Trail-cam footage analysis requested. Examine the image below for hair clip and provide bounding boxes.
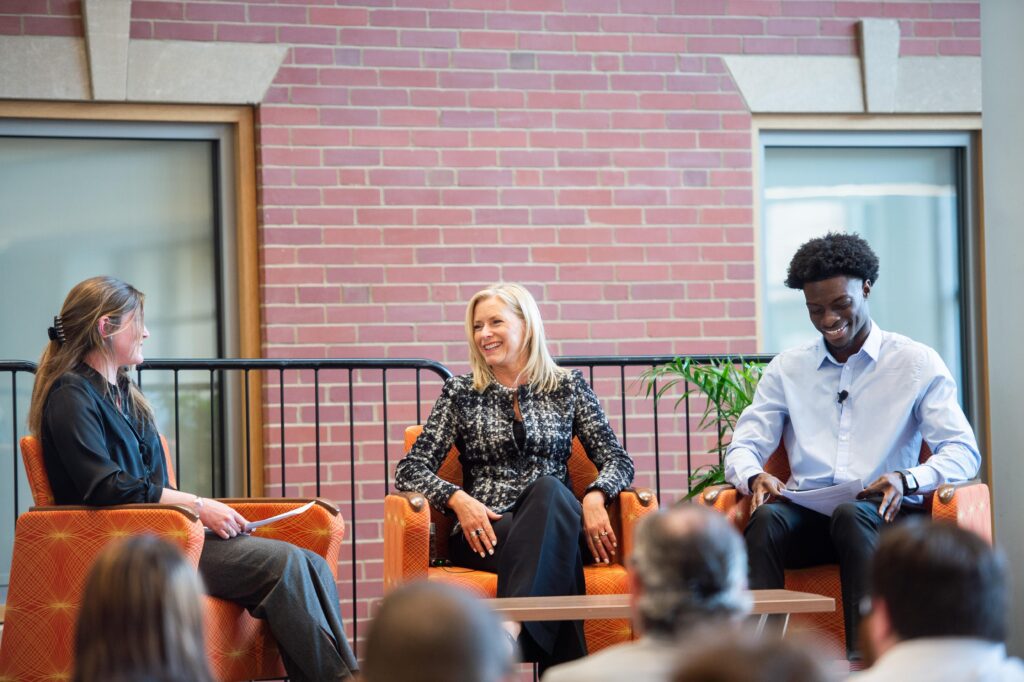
[47,315,66,345]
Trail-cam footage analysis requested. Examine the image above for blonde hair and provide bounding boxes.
[73,535,214,682]
[29,276,153,435]
[464,283,567,393]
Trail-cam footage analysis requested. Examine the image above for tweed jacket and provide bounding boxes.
[394,370,634,522]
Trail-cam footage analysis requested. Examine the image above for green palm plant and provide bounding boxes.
[641,357,766,499]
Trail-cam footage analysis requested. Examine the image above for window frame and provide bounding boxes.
[0,101,265,494]
[753,115,986,461]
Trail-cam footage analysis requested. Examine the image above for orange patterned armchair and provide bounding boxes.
[384,425,658,654]
[697,443,992,659]
[0,435,346,682]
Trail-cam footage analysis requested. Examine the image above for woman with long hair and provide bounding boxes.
[74,535,213,682]
[30,276,357,682]
[394,283,635,673]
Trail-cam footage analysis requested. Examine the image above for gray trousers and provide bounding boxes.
[199,532,358,681]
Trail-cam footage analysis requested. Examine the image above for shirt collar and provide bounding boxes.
[816,320,881,368]
[76,362,130,394]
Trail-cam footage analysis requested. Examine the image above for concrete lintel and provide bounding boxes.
[127,41,288,104]
[722,56,863,113]
[83,0,131,100]
[859,19,900,113]
[897,58,982,113]
[0,36,90,100]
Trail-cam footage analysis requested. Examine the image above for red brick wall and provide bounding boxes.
[1,0,982,660]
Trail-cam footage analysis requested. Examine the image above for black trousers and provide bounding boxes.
[744,498,922,658]
[200,533,359,681]
[450,476,588,673]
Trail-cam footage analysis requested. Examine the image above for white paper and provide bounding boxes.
[779,479,864,517]
[243,500,316,533]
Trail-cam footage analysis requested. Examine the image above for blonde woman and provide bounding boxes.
[74,535,214,682]
[395,283,634,673]
[29,276,357,682]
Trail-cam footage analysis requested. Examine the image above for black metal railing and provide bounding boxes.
[0,354,771,652]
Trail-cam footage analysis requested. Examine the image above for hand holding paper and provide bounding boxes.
[243,500,316,533]
[778,479,864,517]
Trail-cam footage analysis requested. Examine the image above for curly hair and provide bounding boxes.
[784,232,880,290]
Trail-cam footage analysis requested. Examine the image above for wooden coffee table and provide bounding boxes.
[482,588,833,635]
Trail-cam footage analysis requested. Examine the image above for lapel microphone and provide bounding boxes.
[837,390,849,404]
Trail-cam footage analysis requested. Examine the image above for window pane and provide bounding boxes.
[762,146,962,386]
[0,136,220,593]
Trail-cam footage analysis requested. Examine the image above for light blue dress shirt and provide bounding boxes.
[725,324,980,500]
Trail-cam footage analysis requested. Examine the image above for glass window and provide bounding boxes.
[0,119,237,596]
[761,133,971,391]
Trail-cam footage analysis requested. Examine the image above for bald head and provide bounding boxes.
[362,581,513,682]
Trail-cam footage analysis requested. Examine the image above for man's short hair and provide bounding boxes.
[629,505,750,636]
[362,581,513,682]
[870,519,1009,642]
[784,232,880,289]
[672,630,829,682]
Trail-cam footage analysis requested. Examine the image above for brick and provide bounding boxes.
[587,209,644,227]
[132,2,183,20]
[470,91,524,108]
[22,14,81,35]
[185,2,244,22]
[428,10,485,29]
[438,71,493,89]
[471,130,529,147]
[460,30,517,49]
[687,36,742,54]
[931,3,979,19]
[883,2,931,18]
[912,19,953,37]
[381,109,438,126]
[219,24,277,42]
[417,208,474,225]
[129,21,151,39]
[279,25,339,45]
[310,7,368,26]
[319,108,379,126]
[249,5,309,24]
[401,29,457,48]
[676,0,729,13]
[712,17,765,34]
[339,27,397,46]
[938,39,979,56]
[479,208,531,225]
[559,226,612,243]
[536,53,593,71]
[350,88,408,106]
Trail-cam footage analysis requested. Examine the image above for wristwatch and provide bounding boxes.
[896,470,919,495]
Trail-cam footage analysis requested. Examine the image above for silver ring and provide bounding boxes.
[473,528,483,536]
[591,535,600,541]
[599,530,609,537]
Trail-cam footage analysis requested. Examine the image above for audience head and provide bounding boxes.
[29,275,151,434]
[362,580,514,682]
[672,630,832,682]
[74,534,213,682]
[464,282,565,392]
[862,519,1009,663]
[629,505,750,637]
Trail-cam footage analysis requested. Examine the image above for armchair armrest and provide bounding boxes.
[1,506,207,680]
[384,491,431,590]
[218,498,345,573]
[19,504,205,563]
[926,480,992,543]
[697,484,752,529]
[616,487,658,560]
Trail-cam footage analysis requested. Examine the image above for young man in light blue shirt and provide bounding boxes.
[724,232,980,660]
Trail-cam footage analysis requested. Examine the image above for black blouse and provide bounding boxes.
[394,370,634,519]
[41,364,168,505]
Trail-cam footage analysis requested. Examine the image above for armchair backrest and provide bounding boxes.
[402,425,599,498]
[20,434,177,507]
[402,425,611,559]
